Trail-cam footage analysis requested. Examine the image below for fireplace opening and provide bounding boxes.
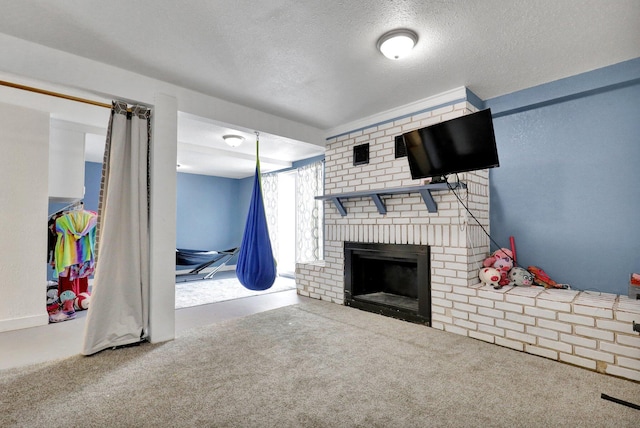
[344,242,430,325]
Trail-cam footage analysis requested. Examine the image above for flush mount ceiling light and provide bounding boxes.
[223,134,245,147]
[376,29,418,60]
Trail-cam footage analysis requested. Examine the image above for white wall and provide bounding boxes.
[148,93,178,343]
[0,102,50,331]
[48,124,85,202]
[0,33,325,148]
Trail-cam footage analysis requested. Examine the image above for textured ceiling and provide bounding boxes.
[1,0,639,176]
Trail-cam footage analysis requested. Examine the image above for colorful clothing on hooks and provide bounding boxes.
[54,210,97,279]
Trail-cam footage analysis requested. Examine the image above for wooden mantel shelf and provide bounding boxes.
[315,182,466,216]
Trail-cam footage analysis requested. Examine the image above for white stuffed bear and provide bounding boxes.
[479,267,502,289]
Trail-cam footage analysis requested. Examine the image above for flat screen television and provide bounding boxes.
[402,108,499,180]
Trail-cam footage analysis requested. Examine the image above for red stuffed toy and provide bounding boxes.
[483,248,514,287]
[527,266,568,289]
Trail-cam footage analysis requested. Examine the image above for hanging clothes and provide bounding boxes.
[53,210,97,280]
[236,133,277,291]
[47,207,97,323]
[53,209,97,299]
[47,200,84,265]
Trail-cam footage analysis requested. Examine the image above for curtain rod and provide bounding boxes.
[0,79,112,109]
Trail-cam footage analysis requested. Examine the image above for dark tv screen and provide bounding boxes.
[402,109,499,180]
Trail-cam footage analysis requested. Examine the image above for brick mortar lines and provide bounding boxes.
[297,100,640,382]
[430,286,640,380]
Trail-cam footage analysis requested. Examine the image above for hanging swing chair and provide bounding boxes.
[236,132,277,291]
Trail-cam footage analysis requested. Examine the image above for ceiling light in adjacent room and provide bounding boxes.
[223,134,245,147]
[377,29,418,60]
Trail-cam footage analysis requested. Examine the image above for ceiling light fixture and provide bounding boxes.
[376,29,418,60]
[223,134,245,147]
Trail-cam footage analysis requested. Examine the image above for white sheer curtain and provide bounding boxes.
[261,160,324,269]
[296,161,323,262]
[83,101,151,356]
[262,172,279,262]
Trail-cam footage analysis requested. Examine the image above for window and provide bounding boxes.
[262,160,324,277]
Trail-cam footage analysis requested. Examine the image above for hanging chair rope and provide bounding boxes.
[255,131,261,181]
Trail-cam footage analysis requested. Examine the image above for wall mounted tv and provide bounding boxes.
[402,108,499,180]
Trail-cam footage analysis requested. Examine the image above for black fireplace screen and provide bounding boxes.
[344,242,430,325]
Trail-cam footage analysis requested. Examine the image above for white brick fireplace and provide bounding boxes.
[296,89,640,383]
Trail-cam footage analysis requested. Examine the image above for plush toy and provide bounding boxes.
[483,248,514,286]
[46,286,60,315]
[74,292,91,311]
[527,266,569,289]
[49,290,77,323]
[508,267,534,287]
[479,267,502,289]
[58,290,76,303]
[482,248,513,268]
[46,285,59,306]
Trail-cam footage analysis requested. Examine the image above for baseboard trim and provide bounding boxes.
[0,312,49,333]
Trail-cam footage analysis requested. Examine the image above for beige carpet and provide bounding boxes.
[1,299,638,427]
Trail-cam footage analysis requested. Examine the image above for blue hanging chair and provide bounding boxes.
[236,133,277,291]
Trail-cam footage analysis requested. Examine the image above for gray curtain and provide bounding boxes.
[82,101,151,356]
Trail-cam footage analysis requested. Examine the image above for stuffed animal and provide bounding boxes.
[49,290,77,323]
[58,290,76,303]
[74,292,91,310]
[479,267,502,289]
[482,248,513,268]
[46,286,59,306]
[483,248,514,286]
[527,266,569,289]
[46,286,60,315]
[508,267,534,287]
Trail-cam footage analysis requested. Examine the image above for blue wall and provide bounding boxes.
[237,175,254,231]
[83,162,102,212]
[485,58,640,295]
[176,172,247,251]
